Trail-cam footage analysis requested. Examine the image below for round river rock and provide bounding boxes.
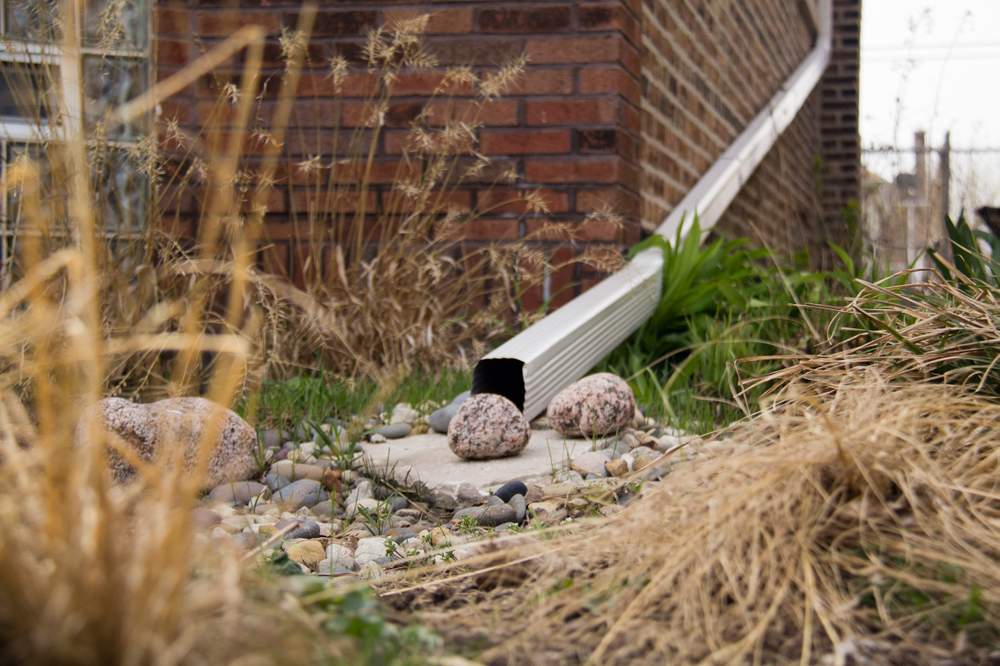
[447,393,530,460]
[84,396,258,487]
[547,373,636,438]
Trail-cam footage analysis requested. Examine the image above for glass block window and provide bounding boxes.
[0,0,151,276]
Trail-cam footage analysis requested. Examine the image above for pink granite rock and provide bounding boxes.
[84,396,258,486]
[548,373,635,438]
[447,394,530,460]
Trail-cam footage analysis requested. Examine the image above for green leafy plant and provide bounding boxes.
[310,589,441,665]
[602,218,862,431]
[457,515,479,536]
[356,500,393,536]
[929,213,1000,287]
[307,420,359,471]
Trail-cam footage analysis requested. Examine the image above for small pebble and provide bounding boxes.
[493,479,528,502]
[508,494,527,523]
[270,460,325,481]
[261,429,285,449]
[571,450,611,478]
[276,518,320,540]
[273,479,325,510]
[387,495,409,513]
[428,391,470,434]
[376,423,412,439]
[283,539,325,568]
[208,481,268,505]
[452,504,517,527]
[390,403,420,425]
[605,458,629,477]
[355,537,390,567]
[264,471,291,492]
[310,500,335,519]
[551,469,583,485]
[325,543,356,571]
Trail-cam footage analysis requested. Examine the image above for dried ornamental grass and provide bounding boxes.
[383,370,1000,664]
[752,273,1000,400]
[0,8,369,664]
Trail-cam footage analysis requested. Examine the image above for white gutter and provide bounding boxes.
[474,0,833,420]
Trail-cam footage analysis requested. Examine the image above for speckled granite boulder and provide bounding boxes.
[548,373,635,438]
[84,397,258,487]
[447,394,530,460]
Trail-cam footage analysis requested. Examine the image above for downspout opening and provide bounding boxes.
[472,358,526,412]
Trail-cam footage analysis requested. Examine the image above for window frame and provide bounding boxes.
[0,0,153,260]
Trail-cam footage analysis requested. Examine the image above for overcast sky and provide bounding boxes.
[860,0,1000,212]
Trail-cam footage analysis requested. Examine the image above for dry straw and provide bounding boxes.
[0,5,353,663]
[382,369,998,664]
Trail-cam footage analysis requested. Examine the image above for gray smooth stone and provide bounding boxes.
[208,481,268,504]
[270,460,325,482]
[452,503,517,527]
[276,518,321,540]
[508,494,527,523]
[273,479,325,509]
[261,429,285,449]
[428,391,471,434]
[264,471,291,492]
[376,423,412,439]
[387,495,409,513]
[310,500,335,519]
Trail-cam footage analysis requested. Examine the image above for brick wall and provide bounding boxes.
[154,1,646,308]
[639,0,859,262]
[819,0,862,256]
[154,0,860,290]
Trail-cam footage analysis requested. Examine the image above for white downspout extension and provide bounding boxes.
[475,1,834,420]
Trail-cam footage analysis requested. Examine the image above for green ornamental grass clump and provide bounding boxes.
[602,218,867,431]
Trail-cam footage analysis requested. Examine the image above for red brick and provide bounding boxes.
[578,66,641,103]
[383,188,472,214]
[430,38,526,66]
[288,189,377,215]
[384,8,473,34]
[390,72,448,96]
[285,9,376,36]
[259,241,290,279]
[424,99,519,127]
[292,72,375,99]
[481,129,571,155]
[195,11,280,36]
[478,6,572,33]
[525,98,619,125]
[549,244,577,306]
[579,3,641,45]
[156,39,189,67]
[526,35,621,64]
[576,215,623,241]
[510,68,574,95]
[443,218,520,241]
[577,187,640,218]
[158,99,192,125]
[478,188,570,215]
[525,157,622,183]
[155,7,188,35]
[520,283,544,312]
